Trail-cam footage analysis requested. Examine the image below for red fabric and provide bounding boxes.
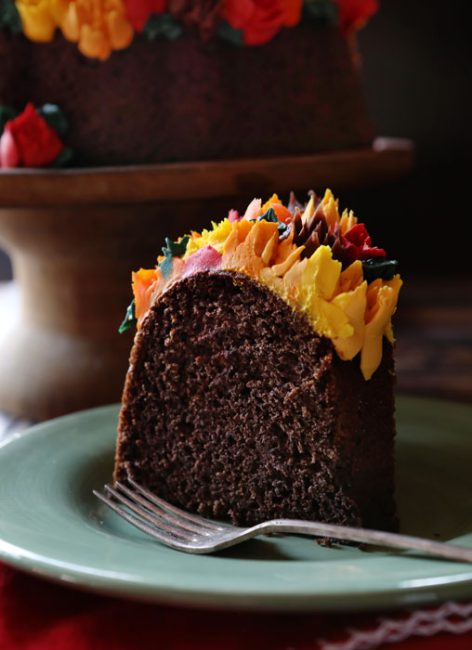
[1,562,471,650]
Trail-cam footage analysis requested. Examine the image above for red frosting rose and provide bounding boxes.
[124,0,167,31]
[337,0,379,33]
[225,0,302,46]
[341,223,386,264]
[2,103,63,168]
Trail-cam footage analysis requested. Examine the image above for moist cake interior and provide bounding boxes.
[115,271,397,530]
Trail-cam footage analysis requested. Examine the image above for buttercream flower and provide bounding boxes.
[341,223,386,264]
[15,0,67,41]
[60,0,134,60]
[123,0,166,31]
[291,191,386,268]
[282,0,302,26]
[1,103,64,167]
[0,129,21,169]
[337,0,379,33]
[225,0,303,46]
[228,209,240,223]
[182,245,222,278]
[127,192,402,380]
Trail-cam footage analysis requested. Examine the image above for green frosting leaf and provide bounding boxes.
[0,104,17,132]
[258,207,278,223]
[38,104,68,136]
[217,21,244,47]
[143,13,183,41]
[162,235,190,258]
[277,222,289,236]
[159,235,190,279]
[362,259,399,283]
[0,0,22,33]
[159,254,173,279]
[118,299,137,334]
[304,0,338,26]
[254,208,289,236]
[50,146,74,168]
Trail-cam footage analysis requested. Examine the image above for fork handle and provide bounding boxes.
[251,519,472,563]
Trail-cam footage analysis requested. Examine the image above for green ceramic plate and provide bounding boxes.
[0,396,471,612]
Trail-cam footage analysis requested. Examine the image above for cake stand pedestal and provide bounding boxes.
[0,139,413,420]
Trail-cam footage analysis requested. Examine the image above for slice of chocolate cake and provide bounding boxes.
[114,190,402,530]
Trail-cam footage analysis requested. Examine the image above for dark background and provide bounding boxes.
[347,0,471,274]
[1,0,470,278]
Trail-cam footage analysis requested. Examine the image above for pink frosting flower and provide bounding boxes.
[0,129,21,168]
[228,209,241,223]
[182,245,222,278]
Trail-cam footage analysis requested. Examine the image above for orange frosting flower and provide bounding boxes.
[60,0,134,60]
[132,268,160,323]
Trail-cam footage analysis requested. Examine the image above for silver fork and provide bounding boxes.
[93,479,472,563]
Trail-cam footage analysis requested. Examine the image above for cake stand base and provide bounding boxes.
[0,322,131,421]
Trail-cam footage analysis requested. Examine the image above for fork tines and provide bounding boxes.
[93,479,227,551]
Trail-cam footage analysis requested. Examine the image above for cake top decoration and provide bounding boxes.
[4,0,379,60]
[123,190,402,381]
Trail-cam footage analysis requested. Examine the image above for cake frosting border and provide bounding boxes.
[127,190,402,380]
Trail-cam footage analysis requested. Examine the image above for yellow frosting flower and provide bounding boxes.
[16,0,66,41]
[301,247,353,339]
[360,276,403,379]
[185,219,233,257]
[16,0,134,58]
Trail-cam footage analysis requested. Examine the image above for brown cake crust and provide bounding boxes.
[115,271,396,530]
[0,26,373,165]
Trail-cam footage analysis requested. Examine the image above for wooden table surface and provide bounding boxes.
[394,276,472,403]
[0,275,471,440]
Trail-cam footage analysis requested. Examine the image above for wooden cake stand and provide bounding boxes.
[0,139,413,420]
